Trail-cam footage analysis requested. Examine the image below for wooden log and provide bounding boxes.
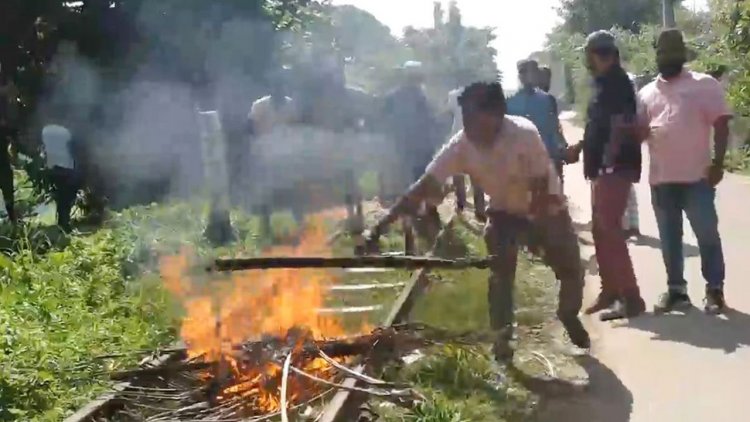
[319,214,458,422]
[209,255,490,272]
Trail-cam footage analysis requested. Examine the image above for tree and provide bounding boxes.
[557,0,665,34]
[0,0,322,210]
[402,1,498,102]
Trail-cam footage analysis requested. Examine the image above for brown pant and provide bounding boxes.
[591,173,640,298]
[484,209,584,341]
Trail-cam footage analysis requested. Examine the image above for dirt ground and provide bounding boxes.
[536,119,750,422]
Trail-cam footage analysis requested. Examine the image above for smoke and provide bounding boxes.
[35,3,441,216]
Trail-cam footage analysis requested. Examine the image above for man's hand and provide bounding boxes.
[563,142,583,164]
[361,229,382,255]
[707,162,724,187]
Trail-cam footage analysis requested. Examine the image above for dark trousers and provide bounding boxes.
[591,173,640,298]
[651,181,725,291]
[0,131,14,221]
[484,209,584,341]
[51,166,80,230]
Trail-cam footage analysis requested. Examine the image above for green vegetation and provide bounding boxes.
[0,202,305,421]
[332,217,568,421]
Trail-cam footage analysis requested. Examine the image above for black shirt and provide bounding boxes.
[583,65,641,181]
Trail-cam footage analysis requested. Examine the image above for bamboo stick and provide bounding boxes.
[209,255,490,272]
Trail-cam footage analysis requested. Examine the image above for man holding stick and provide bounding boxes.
[365,82,590,363]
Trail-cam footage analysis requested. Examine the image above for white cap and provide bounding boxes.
[402,60,423,70]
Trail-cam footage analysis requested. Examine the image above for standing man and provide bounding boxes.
[249,69,297,137]
[381,61,441,240]
[366,82,590,362]
[565,30,645,319]
[0,67,17,224]
[637,29,731,314]
[446,86,486,221]
[537,65,569,184]
[507,60,565,182]
[41,114,80,232]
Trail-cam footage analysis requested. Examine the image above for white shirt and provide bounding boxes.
[249,95,297,136]
[42,124,74,169]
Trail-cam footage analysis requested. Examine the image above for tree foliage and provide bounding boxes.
[557,0,666,34]
[402,1,499,102]
[0,0,321,207]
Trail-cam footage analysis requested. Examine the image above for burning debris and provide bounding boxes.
[106,325,436,421]
[89,213,485,421]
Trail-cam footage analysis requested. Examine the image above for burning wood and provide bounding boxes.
[105,326,434,421]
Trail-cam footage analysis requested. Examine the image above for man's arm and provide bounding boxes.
[371,174,445,237]
[525,130,565,216]
[713,115,731,166]
[370,135,464,238]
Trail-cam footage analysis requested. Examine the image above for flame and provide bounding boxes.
[161,210,364,414]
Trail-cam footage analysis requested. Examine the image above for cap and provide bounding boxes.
[581,30,617,52]
[402,60,423,70]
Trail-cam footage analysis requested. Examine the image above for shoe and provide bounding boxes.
[600,295,646,321]
[584,292,618,315]
[654,290,692,314]
[492,327,515,364]
[493,340,514,364]
[704,288,726,314]
[560,316,591,349]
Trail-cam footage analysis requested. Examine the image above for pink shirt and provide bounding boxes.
[637,71,731,185]
[426,115,563,218]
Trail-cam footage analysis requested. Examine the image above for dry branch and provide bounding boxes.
[209,255,490,272]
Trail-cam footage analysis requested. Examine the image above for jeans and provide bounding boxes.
[651,181,725,290]
[484,210,583,341]
[592,173,640,298]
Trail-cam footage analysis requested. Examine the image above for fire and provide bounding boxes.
[160,211,364,414]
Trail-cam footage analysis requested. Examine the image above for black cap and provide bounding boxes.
[581,30,617,52]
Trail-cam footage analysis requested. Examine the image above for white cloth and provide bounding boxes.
[248,95,297,136]
[42,124,74,169]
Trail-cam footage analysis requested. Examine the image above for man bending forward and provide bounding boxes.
[366,82,589,362]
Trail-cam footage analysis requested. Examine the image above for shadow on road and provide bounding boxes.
[631,234,700,257]
[623,308,750,354]
[533,355,633,422]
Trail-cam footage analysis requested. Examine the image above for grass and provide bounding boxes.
[0,200,305,421]
[725,145,750,175]
[331,211,567,421]
[0,189,570,421]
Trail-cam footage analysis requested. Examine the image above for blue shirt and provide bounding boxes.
[506,88,561,161]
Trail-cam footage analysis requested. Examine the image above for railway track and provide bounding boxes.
[67,209,465,422]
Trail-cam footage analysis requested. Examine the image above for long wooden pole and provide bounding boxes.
[209,254,489,272]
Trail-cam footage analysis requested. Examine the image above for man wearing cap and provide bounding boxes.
[565,30,645,320]
[507,60,565,182]
[637,29,731,314]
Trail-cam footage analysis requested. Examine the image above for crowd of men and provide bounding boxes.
[364,27,732,363]
[0,23,733,363]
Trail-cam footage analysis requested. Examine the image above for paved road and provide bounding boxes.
[541,120,750,422]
